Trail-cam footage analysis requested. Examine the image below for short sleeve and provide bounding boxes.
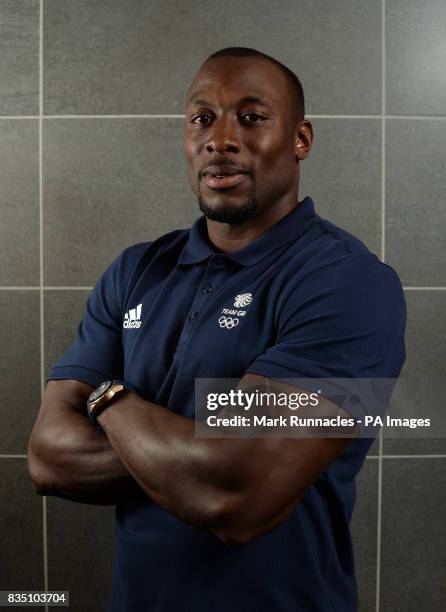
[46,252,127,388]
[246,251,407,426]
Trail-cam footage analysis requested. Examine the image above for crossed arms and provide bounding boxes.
[27,374,356,545]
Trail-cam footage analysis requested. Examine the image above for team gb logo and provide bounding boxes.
[234,293,253,308]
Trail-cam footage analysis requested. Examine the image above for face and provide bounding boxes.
[183,56,311,225]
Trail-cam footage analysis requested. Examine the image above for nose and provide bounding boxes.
[205,116,240,154]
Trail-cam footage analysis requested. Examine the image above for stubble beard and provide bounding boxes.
[197,180,258,225]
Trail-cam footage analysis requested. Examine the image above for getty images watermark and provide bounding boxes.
[194,377,445,438]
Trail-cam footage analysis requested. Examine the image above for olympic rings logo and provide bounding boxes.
[218,316,239,329]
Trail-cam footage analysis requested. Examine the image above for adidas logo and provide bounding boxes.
[123,304,143,329]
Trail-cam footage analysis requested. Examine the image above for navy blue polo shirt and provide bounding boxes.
[47,196,406,612]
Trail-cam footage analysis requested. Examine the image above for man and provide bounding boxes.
[27,47,406,611]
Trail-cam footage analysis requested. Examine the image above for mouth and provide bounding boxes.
[201,165,251,190]
[203,173,249,190]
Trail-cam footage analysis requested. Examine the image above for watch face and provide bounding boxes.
[88,380,113,403]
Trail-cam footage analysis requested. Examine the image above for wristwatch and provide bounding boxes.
[87,379,132,429]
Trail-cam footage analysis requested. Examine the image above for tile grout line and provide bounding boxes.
[367,454,446,459]
[380,0,386,266]
[38,1,49,605]
[0,286,94,290]
[376,2,386,611]
[0,455,28,459]
[403,287,446,290]
[1,114,446,120]
[376,432,383,612]
[3,453,446,459]
[1,285,446,291]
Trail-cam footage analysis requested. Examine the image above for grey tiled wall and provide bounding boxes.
[1,1,445,611]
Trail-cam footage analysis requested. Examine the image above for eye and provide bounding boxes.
[241,113,265,123]
[191,114,213,126]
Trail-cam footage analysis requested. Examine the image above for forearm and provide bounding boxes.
[96,386,356,540]
[97,392,263,529]
[28,408,142,505]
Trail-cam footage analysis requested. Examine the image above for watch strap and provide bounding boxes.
[87,379,136,429]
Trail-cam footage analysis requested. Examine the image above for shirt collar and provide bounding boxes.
[178,196,316,267]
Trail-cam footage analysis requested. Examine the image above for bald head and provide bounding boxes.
[191,47,305,122]
[183,47,314,229]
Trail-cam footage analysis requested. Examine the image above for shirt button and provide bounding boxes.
[214,256,225,267]
[189,311,199,321]
[202,285,212,294]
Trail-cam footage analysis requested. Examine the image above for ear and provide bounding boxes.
[295,120,313,161]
